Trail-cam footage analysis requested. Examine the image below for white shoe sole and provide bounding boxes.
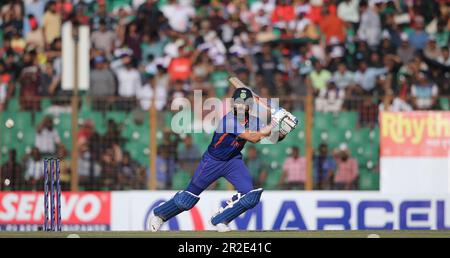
[149,216,163,232]
[216,223,231,232]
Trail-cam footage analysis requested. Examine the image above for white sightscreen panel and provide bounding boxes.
[77,25,90,90]
[61,22,74,90]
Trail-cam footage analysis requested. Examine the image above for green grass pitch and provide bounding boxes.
[0,230,449,238]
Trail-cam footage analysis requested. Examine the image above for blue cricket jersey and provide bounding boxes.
[206,112,264,161]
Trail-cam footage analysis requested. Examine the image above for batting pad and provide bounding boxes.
[211,188,263,225]
[154,191,200,221]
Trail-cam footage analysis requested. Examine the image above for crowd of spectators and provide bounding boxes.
[0,0,449,190]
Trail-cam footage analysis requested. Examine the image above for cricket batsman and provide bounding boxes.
[150,84,298,232]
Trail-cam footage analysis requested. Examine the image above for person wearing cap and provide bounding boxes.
[90,55,116,111]
[333,144,359,190]
[149,87,288,232]
[411,72,438,110]
[396,32,415,64]
[378,30,397,55]
[423,36,442,61]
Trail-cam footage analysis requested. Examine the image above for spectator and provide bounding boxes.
[0,61,14,111]
[89,55,116,110]
[136,0,165,35]
[0,149,23,190]
[152,147,177,189]
[19,50,40,110]
[56,144,71,190]
[315,80,345,113]
[408,16,429,51]
[91,19,116,58]
[91,0,116,31]
[77,119,95,148]
[77,143,102,190]
[101,119,123,150]
[117,151,140,189]
[379,93,413,112]
[124,22,142,62]
[35,116,61,156]
[138,72,167,111]
[411,72,439,110]
[100,147,120,190]
[313,143,336,190]
[437,47,450,66]
[271,0,296,29]
[309,60,332,93]
[42,1,61,47]
[23,147,44,191]
[167,44,193,82]
[358,95,379,127]
[278,146,306,190]
[353,61,387,95]
[332,63,355,92]
[357,0,381,49]
[319,8,346,44]
[256,44,278,91]
[111,53,141,111]
[178,135,201,175]
[25,15,45,52]
[243,146,267,189]
[396,33,415,64]
[161,0,195,33]
[337,0,359,27]
[39,62,60,97]
[334,144,359,190]
[423,37,441,61]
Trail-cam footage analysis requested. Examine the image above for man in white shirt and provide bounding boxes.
[35,116,61,155]
[357,1,381,48]
[111,54,142,111]
[337,0,360,24]
[315,81,346,113]
[379,94,412,112]
[332,63,355,91]
[411,72,439,110]
[251,0,275,15]
[24,147,44,190]
[161,0,195,33]
[138,73,167,111]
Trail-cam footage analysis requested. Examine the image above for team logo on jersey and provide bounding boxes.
[240,91,247,99]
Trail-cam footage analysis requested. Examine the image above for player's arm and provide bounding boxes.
[238,124,273,143]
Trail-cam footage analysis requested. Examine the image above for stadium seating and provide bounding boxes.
[172,170,191,190]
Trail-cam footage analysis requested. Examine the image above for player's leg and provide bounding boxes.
[210,158,263,229]
[150,154,223,231]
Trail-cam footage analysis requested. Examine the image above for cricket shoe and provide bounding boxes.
[149,216,164,232]
[216,223,231,233]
